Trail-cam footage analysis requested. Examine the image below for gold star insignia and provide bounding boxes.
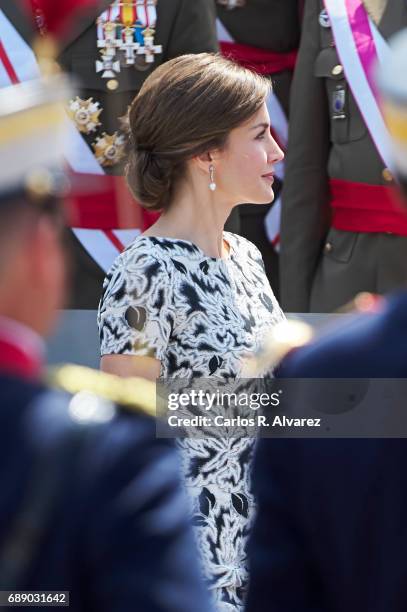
[67,96,102,135]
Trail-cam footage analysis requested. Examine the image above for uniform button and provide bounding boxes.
[324,241,333,253]
[382,167,394,182]
[332,64,344,76]
[319,9,331,28]
[107,79,119,91]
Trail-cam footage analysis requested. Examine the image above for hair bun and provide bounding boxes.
[126,147,177,212]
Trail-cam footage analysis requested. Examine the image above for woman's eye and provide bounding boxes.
[256,132,266,140]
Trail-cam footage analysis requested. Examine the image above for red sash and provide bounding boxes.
[66,173,160,230]
[219,41,297,75]
[330,179,407,235]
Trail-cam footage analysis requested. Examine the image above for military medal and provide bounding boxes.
[96,6,121,79]
[93,132,126,167]
[131,1,162,68]
[86,1,161,168]
[95,53,121,79]
[119,1,140,65]
[95,1,161,80]
[120,25,139,65]
[136,25,162,66]
[217,0,246,8]
[67,97,102,134]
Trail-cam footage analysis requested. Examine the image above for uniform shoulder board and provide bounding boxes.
[47,364,156,419]
[242,319,314,376]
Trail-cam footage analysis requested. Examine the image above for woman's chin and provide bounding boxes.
[254,189,275,205]
[266,190,275,203]
[237,189,275,205]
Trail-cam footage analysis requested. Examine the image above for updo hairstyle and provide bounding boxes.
[125,53,271,211]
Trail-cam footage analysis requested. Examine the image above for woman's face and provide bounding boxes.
[215,102,284,205]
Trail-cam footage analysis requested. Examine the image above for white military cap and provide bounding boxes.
[0,74,71,199]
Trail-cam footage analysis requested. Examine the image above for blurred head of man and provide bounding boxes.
[0,181,67,338]
[0,74,72,338]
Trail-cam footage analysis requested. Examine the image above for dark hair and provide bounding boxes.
[125,53,271,211]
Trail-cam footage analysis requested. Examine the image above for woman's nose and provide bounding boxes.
[268,134,284,164]
[274,143,285,163]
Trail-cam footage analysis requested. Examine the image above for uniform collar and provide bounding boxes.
[0,316,45,380]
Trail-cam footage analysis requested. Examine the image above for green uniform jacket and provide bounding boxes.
[280,0,407,313]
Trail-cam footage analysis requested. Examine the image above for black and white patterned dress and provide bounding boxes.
[98,231,284,611]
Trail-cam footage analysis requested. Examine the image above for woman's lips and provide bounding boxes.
[262,173,275,183]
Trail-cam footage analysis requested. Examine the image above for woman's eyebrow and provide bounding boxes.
[250,122,270,130]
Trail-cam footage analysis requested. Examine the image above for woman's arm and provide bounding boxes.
[98,250,174,383]
[100,354,161,381]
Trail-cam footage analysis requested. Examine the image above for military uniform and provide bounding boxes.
[59,0,218,147]
[216,0,301,298]
[216,0,300,112]
[247,292,407,612]
[247,30,407,612]
[0,345,211,611]
[0,46,210,610]
[280,0,407,313]
[0,0,219,309]
[62,0,219,309]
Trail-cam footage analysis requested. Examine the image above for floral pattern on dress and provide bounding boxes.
[98,232,285,611]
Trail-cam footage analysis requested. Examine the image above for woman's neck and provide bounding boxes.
[143,182,234,259]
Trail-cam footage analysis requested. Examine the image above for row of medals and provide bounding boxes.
[67,0,161,168]
[67,0,246,168]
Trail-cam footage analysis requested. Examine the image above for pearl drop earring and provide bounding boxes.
[209,164,217,191]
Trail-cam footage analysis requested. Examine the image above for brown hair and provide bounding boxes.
[125,53,271,211]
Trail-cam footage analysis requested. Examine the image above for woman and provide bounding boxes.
[98,53,284,611]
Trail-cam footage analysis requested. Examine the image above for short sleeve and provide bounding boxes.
[98,248,174,361]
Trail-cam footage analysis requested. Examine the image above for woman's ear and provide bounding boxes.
[194,151,212,174]
[194,148,224,174]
